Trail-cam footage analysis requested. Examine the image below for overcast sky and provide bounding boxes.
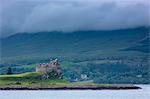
[0,0,149,37]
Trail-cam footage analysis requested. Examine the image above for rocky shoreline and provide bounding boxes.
[0,85,141,90]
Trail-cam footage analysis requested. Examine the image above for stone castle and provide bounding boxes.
[36,58,62,75]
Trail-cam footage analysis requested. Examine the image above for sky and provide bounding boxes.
[0,0,150,37]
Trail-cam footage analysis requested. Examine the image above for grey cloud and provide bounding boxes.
[0,0,149,37]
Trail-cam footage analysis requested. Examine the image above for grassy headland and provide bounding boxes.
[0,72,141,90]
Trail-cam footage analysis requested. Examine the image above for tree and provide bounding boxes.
[7,67,12,74]
[42,69,63,79]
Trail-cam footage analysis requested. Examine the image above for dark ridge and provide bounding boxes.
[2,26,149,39]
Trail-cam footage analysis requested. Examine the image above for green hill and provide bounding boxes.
[1,27,149,64]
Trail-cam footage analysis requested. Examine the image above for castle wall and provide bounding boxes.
[36,59,62,73]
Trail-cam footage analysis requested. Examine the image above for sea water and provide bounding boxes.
[0,85,149,99]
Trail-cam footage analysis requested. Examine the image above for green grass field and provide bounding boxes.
[0,72,70,87]
[0,72,98,87]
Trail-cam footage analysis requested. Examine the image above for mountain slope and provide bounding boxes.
[123,37,149,53]
[1,27,149,64]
